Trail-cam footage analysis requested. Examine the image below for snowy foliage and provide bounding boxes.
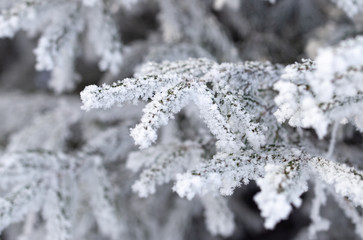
[275,36,363,138]
[0,0,238,93]
[1,0,363,240]
[0,0,125,93]
[82,54,363,237]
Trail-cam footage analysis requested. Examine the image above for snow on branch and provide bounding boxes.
[173,145,363,228]
[254,161,309,229]
[81,58,215,110]
[0,151,122,240]
[173,146,303,199]
[81,48,363,235]
[81,58,281,151]
[0,180,46,233]
[127,141,203,197]
[308,157,363,207]
[0,0,123,93]
[275,36,363,138]
[3,1,363,239]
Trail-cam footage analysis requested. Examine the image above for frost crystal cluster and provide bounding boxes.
[1,0,363,240]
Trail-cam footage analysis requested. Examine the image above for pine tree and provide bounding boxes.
[0,0,363,239]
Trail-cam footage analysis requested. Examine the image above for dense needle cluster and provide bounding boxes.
[0,0,363,240]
